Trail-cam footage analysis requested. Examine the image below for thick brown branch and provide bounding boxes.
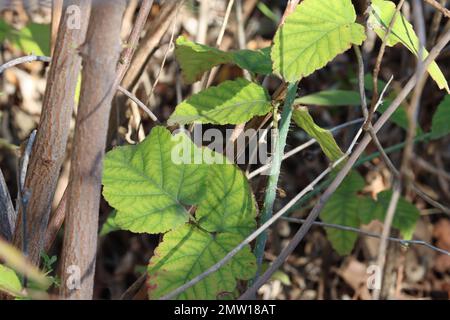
[59,0,127,299]
[12,0,91,266]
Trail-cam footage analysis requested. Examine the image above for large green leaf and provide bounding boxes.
[369,0,449,93]
[321,171,366,255]
[168,78,272,125]
[293,106,344,161]
[431,95,450,139]
[196,164,256,237]
[175,36,272,84]
[271,0,366,82]
[294,90,361,106]
[175,36,231,84]
[0,265,22,297]
[147,225,256,300]
[102,126,207,234]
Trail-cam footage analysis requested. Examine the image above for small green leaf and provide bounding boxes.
[271,0,366,82]
[293,106,344,162]
[99,210,120,236]
[431,95,450,139]
[196,164,257,237]
[294,90,361,106]
[147,225,256,300]
[369,0,449,93]
[102,126,207,234]
[321,171,366,255]
[175,36,272,84]
[0,265,22,297]
[168,78,272,125]
[175,36,232,84]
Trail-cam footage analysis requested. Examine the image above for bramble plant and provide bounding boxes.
[1,0,449,301]
[100,0,449,300]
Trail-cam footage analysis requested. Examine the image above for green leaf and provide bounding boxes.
[369,0,449,93]
[377,98,414,132]
[294,90,361,106]
[102,126,207,234]
[147,225,256,300]
[431,95,450,139]
[10,23,51,56]
[0,265,22,297]
[0,20,12,42]
[293,106,344,162]
[99,210,120,236]
[168,78,272,125]
[175,36,272,84]
[231,47,272,76]
[196,164,257,237]
[175,36,232,84]
[357,191,420,240]
[358,196,382,225]
[376,191,420,240]
[271,0,366,82]
[321,171,366,255]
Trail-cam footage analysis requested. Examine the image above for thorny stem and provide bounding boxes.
[253,82,298,283]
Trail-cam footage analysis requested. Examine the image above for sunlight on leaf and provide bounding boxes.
[168,78,272,125]
[293,106,344,162]
[0,265,22,297]
[369,0,449,93]
[175,36,272,84]
[271,0,366,82]
[147,225,256,300]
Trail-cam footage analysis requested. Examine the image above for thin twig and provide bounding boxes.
[423,0,450,18]
[17,130,36,288]
[373,181,401,300]
[0,168,15,241]
[354,45,450,216]
[401,0,427,187]
[0,55,51,74]
[117,86,159,122]
[0,55,159,123]
[114,0,154,89]
[413,157,450,181]
[281,216,450,256]
[145,1,183,106]
[427,0,447,46]
[205,0,236,88]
